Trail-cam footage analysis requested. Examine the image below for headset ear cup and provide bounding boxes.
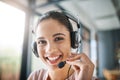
[71,32,79,48]
[32,42,39,57]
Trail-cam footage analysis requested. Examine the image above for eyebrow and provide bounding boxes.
[36,37,44,40]
[36,33,65,40]
[53,33,65,37]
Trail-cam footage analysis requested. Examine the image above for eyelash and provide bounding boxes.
[54,37,64,42]
[37,40,46,45]
[37,37,64,46]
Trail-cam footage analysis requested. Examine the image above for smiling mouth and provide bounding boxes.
[46,55,62,65]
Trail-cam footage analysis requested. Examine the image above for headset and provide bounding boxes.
[32,11,82,68]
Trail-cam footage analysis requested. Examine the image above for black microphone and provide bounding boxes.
[58,61,66,68]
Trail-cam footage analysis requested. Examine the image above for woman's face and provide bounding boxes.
[36,18,71,69]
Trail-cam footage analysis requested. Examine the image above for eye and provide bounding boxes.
[37,40,47,46]
[54,37,64,42]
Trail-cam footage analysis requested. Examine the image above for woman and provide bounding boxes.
[28,11,94,80]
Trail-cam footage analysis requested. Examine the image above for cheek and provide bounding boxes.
[60,36,71,56]
[59,42,71,56]
[37,48,45,59]
[37,50,48,64]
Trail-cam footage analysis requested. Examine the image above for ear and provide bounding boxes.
[32,42,39,57]
[70,31,79,48]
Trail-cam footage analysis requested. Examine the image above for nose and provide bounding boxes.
[45,42,57,54]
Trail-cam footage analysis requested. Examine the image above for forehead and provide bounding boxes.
[36,19,69,37]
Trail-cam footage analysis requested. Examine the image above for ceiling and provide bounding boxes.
[58,0,120,31]
[1,0,120,31]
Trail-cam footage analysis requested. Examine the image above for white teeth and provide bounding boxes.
[48,56,59,61]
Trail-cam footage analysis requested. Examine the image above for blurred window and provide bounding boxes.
[82,27,91,57]
[0,1,25,80]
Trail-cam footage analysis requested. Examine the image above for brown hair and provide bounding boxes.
[34,11,73,33]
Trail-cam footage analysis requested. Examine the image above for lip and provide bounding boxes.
[46,55,62,65]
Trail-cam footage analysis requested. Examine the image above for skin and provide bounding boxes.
[35,18,94,80]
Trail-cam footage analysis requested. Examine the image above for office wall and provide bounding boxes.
[97,29,120,79]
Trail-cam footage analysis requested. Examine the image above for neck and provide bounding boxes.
[48,64,74,80]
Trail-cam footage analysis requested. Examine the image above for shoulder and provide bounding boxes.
[27,69,48,80]
[67,72,98,80]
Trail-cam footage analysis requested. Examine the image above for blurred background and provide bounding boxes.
[0,0,120,80]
